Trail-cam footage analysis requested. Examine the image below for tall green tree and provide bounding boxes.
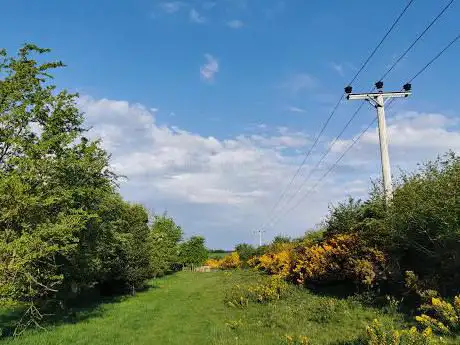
[149,214,183,277]
[0,44,116,305]
[179,236,208,267]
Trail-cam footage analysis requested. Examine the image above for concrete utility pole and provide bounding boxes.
[344,81,412,202]
[254,229,266,247]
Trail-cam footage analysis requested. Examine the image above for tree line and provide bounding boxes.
[0,45,208,329]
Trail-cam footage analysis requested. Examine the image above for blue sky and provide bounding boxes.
[2,0,460,248]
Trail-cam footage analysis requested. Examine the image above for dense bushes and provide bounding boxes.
[291,234,386,287]
[0,45,198,331]
[205,252,241,269]
[244,152,460,338]
[322,153,460,295]
[277,153,460,295]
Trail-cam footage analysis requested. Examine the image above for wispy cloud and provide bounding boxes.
[202,2,216,10]
[226,19,244,29]
[287,106,306,113]
[331,62,344,76]
[200,54,219,81]
[190,8,206,23]
[159,1,183,14]
[280,73,316,94]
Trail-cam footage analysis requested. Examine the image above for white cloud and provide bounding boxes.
[78,96,460,248]
[200,54,219,81]
[331,111,460,170]
[202,2,216,10]
[190,8,206,24]
[287,106,306,113]
[159,1,183,14]
[331,62,344,76]
[226,20,244,29]
[280,73,317,94]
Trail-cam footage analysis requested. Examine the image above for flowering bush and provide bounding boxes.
[365,319,444,345]
[204,252,241,270]
[252,245,293,278]
[218,252,241,269]
[416,295,460,335]
[204,258,220,269]
[225,275,289,308]
[291,234,386,287]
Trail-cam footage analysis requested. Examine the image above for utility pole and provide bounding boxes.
[254,229,266,247]
[344,81,412,202]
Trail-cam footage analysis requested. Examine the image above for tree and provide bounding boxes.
[0,44,116,306]
[179,236,208,267]
[234,243,256,264]
[149,214,183,277]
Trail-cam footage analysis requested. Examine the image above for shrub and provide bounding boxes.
[291,234,386,287]
[225,276,289,308]
[204,258,221,269]
[415,295,460,335]
[365,319,445,345]
[234,243,257,265]
[254,244,293,278]
[386,153,460,294]
[218,252,241,269]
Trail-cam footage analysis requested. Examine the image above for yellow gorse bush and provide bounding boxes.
[225,276,289,308]
[249,234,385,287]
[204,258,220,269]
[204,252,241,270]
[291,234,386,286]
[365,319,445,345]
[255,249,292,278]
[416,294,460,334]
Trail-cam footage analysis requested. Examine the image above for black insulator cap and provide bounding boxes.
[375,81,384,89]
[344,85,353,94]
[403,83,412,91]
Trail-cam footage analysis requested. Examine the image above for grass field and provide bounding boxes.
[1,271,458,345]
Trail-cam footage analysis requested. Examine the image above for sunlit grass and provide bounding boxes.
[1,271,458,344]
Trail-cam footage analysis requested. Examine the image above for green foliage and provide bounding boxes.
[272,235,291,244]
[416,295,460,335]
[234,243,256,264]
[322,152,460,295]
[0,44,193,333]
[225,275,289,308]
[149,214,183,277]
[178,236,208,267]
[386,153,460,294]
[0,44,115,305]
[365,319,445,345]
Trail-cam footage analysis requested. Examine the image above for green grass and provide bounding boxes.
[1,271,458,344]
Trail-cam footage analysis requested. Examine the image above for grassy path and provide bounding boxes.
[2,271,457,344]
[2,272,230,345]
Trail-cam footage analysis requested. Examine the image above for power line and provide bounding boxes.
[408,32,460,83]
[270,28,460,227]
[263,2,457,230]
[271,116,379,228]
[264,101,367,228]
[260,94,343,230]
[380,0,455,81]
[255,1,416,232]
[349,0,416,85]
